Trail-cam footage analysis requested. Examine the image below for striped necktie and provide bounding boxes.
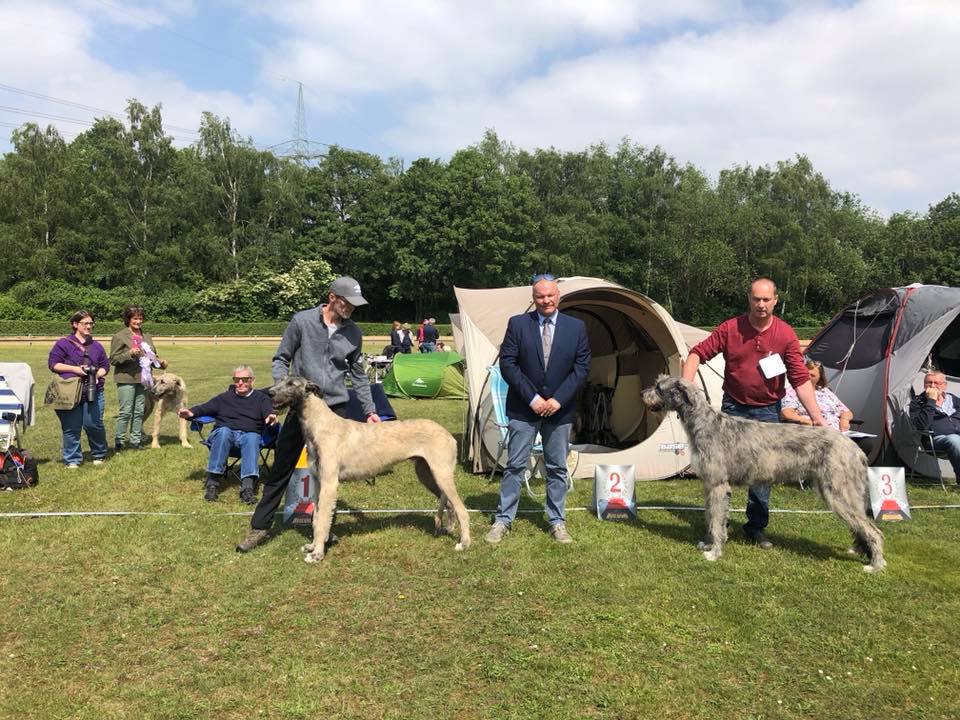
[542,317,553,367]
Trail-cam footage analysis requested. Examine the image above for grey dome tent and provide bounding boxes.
[454,277,725,480]
[805,283,960,480]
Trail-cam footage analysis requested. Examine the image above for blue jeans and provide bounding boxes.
[495,417,571,527]
[421,342,436,353]
[207,426,262,482]
[932,434,960,481]
[55,390,107,465]
[720,395,781,535]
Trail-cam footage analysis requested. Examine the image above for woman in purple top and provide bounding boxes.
[47,310,110,468]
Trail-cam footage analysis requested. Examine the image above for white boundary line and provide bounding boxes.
[2,504,959,519]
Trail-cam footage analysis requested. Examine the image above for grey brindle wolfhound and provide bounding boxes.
[267,375,471,563]
[642,375,885,572]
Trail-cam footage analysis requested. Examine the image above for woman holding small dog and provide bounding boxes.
[109,305,167,451]
[48,310,110,468]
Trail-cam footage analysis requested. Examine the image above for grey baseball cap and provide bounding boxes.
[329,276,368,307]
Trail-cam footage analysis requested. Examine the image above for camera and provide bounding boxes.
[82,364,98,403]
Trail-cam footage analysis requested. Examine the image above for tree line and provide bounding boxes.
[1,100,958,326]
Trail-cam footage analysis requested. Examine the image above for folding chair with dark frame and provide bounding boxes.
[909,429,950,492]
[189,417,281,487]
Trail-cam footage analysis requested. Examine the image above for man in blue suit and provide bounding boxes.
[486,274,591,544]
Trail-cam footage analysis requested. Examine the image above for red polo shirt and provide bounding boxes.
[691,314,808,407]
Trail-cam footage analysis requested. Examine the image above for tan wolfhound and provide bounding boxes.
[267,375,471,563]
[144,372,192,449]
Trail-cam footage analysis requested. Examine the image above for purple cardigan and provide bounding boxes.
[48,335,110,390]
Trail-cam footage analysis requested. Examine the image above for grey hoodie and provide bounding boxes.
[271,306,375,416]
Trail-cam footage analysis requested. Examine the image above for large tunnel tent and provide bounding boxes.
[806,284,960,479]
[454,278,725,480]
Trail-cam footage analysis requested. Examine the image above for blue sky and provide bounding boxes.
[1,0,958,216]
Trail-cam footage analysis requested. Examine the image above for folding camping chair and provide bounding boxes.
[189,415,281,484]
[363,354,393,384]
[0,371,38,488]
[909,428,950,492]
[486,365,558,498]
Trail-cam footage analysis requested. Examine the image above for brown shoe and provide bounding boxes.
[236,528,268,553]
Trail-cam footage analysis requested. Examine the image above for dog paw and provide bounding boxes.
[696,541,713,551]
[702,548,721,562]
[303,551,325,564]
[181,442,193,448]
[300,542,315,554]
[863,559,886,573]
[454,540,470,551]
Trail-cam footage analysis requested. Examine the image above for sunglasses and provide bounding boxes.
[532,273,556,282]
[233,376,253,383]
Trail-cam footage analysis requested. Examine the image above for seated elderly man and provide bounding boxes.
[910,370,960,486]
[178,366,277,503]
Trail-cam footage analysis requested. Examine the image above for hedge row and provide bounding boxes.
[0,321,452,337]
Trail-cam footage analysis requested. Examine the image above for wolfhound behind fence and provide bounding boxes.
[642,375,885,572]
[267,375,471,563]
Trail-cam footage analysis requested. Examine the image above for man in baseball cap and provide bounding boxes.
[237,273,379,554]
[328,276,368,307]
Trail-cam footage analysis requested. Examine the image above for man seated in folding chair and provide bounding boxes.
[909,370,960,488]
[178,365,278,503]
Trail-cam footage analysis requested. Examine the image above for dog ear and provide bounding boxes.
[677,379,697,404]
[304,381,321,396]
[177,376,186,391]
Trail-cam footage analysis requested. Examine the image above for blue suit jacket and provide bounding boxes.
[499,311,591,425]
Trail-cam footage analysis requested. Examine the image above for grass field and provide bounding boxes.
[1,342,959,720]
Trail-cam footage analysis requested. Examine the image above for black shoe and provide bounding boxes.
[747,531,773,550]
[325,532,339,548]
[240,487,256,504]
[204,484,219,502]
[114,443,124,453]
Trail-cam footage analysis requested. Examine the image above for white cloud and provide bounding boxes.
[374,0,960,212]
[74,0,196,29]
[3,0,958,213]
[0,1,283,147]
[257,0,743,96]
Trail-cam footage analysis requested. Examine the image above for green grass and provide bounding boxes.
[1,343,958,720]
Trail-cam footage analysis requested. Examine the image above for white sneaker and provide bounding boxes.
[65,464,80,470]
[484,522,509,544]
[92,459,105,466]
[550,523,573,544]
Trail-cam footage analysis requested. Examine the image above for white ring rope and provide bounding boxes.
[2,503,958,519]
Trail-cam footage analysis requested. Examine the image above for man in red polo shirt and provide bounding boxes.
[681,278,825,549]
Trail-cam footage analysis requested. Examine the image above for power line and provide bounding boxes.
[0,105,199,145]
[0,82,200,136]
